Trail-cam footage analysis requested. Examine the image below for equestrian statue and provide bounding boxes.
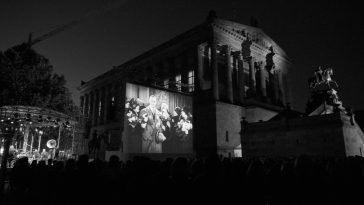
[308,66,339,89]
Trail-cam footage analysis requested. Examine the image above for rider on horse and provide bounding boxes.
[309,66,338,89]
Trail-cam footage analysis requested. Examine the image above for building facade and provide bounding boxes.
[77,12,292,160]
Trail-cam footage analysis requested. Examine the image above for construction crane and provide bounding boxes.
[27,20,79,47]
[23,0,127,48]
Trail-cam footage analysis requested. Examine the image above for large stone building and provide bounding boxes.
[77,12,292,160]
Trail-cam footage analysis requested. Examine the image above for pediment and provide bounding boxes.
[213,19,288,59]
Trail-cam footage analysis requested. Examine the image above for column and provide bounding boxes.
[260,63,267,97]
[109,84,116,121]
[80,96,85,116]
[248,57,256,92]
[267,71,276,102]
[224,45,233,103]
[236,52,245,104]
[85,94,89,118]
[274,71,280,103]
[38,132,42,152]
[100,87,105,125]
[278,71,286,105]
[30,133,34,152]
[104,84,110,123]
[23,125,30,152]
[93,90,99,126]
[182,53,190,92]
[89,92,94,124]
[210,38,219,100]
[197,45,204,91]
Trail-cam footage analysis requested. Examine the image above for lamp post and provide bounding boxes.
[38,130,43,152]
[0,122,16,194]
[54,125,62,159]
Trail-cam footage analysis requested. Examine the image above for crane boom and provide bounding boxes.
[29,20,79,46]
[27,0,127,47]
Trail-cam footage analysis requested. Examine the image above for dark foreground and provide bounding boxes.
[1,154,364,204]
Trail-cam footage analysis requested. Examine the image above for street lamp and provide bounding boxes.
[38,130,43,152]
[0,121,16,193]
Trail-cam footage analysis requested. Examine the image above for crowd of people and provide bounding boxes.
[2,154,364,204]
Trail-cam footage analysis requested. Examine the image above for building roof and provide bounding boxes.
[79,14,290,91]
[269,107,304,121]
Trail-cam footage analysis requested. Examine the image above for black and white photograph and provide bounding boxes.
[0,0,363,204]
[124,83,193,154]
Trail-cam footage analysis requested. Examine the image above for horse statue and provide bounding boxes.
[308,67,338,89]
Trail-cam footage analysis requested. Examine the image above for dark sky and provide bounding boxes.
[1,0,363,112]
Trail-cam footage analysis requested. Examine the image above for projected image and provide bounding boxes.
[124,83,193,153]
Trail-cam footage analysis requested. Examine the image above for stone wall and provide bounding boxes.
[243,112,364,157]
[243,113,345,157]
[215,101,245,157]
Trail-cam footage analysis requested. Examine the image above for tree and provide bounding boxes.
[0,43,75,114]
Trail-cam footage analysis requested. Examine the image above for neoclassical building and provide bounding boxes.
[77,12,292,159]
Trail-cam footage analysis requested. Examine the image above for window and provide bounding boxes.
[225,131,229,142]
[98,101,102,117]
[188,70,194,92]
[111,96,115,106]
[109,96,115,120]
[175,74,181,91]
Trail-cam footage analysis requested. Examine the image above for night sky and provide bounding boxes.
[1,0,363,112]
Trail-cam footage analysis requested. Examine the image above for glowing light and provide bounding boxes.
[0,147,3,154]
